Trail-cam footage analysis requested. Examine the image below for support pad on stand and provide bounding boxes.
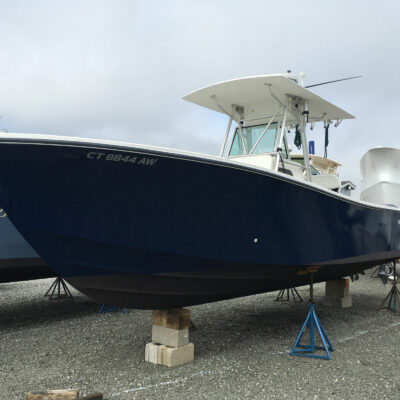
[44,276,73,300]
[275,287,303,302]
[379,261,400,312]
[290,268,334,360]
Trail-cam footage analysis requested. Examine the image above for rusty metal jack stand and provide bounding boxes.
[275,287,303,302]
[290,267,334,360]
[45,276,73,300]
[379,261,400,312]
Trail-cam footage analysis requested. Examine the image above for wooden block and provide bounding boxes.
[152,308,191,330]
[26,389,79,400]
[326,278,349,288]
[79,393,103,400]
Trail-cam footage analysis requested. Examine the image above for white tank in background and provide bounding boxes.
[360,147,400,207]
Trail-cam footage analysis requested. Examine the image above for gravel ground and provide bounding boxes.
[0,270,399,400]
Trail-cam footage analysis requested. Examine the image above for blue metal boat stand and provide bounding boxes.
[379,260,400,312]
[275,287,303,302]
[44,276,73,300]
[98,304,127,315]
[290,270,334,360]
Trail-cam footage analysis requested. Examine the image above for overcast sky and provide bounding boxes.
[0,1,399,196]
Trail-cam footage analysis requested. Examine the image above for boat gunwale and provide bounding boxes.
[0,133,399,214]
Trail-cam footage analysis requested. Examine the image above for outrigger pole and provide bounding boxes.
[305,75,362,89]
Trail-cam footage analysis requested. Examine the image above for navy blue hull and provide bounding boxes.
[0,137,398,308]
[0,213,53,283]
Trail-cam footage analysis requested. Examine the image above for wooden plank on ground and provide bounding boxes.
[26,389,79,400]
[79,394,103,400]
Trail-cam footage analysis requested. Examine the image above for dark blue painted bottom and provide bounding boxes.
[0,137,398,308]
[65,254,389,309]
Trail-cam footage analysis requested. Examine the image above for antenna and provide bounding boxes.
[298,72,306,87]
[305,75,362,89]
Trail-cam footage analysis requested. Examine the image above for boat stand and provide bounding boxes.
[98,304,127,315]
[370,263,393,284]
[275,287,303,302]
[379,261,400,312]
[290,270,334,360]
[44,276,73,300]
[370,267,380,278]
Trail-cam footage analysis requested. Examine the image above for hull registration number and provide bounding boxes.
[86,151,158,166]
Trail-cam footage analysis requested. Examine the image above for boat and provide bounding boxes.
[0,211,54,283]
[360,147,400,207]
[0,73,398,309]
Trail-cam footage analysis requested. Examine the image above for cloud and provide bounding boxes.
[0,0,399,196]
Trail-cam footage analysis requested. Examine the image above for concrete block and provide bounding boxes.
[322,295,352,308]
[145,342,161,364]
[152,325,189,348]
[325,286,350,298]
[145,342,194,367]
[160,343,194,367]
